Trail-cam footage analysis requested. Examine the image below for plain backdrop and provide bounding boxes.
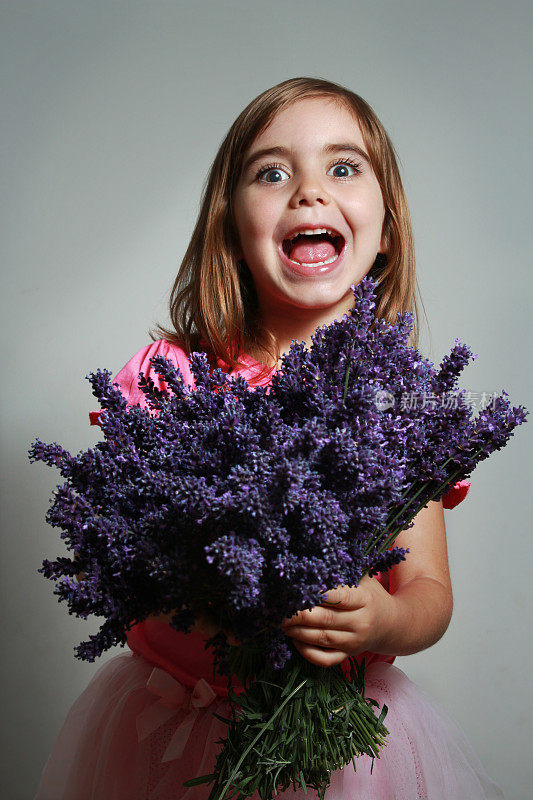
[2,1,532,798]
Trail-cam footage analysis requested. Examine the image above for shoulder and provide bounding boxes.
[441,479,471,509]
[113,339,194,406]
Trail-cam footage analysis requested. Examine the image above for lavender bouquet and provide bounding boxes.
[29,277,527,800]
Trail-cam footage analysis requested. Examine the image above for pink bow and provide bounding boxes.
[136,666,217,763]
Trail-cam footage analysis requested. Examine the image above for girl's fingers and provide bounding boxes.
[223,630,241,646]
[191,620,216,637]
[320,582,369,610]
[281,606,359,631]
[192,614,242,646]
[281,583,369,628]
[283,624,353,651]
[291,639,349,667]
[192,612,221,638]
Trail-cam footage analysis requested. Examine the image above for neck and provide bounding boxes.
[246,291,355,368]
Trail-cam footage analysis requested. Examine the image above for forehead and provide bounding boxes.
[252,96,364,148]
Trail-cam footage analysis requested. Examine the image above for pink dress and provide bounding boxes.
[34,340,504,800]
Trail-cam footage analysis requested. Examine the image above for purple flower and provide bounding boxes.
[29,276,528,671]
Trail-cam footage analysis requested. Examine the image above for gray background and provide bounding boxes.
[2,1,531,798]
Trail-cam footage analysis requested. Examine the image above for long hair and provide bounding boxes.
[153,77,425,383]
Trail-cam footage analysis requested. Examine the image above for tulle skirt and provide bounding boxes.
[34,651,505,800]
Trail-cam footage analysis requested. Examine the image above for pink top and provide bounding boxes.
[90,339,470,697]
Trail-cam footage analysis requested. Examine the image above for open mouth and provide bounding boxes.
[281,230,345,266]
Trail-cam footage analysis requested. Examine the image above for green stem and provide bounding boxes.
[363,446,484,558]
[339,332,482,560]
[211,677,309,800]
[363,456,455,556]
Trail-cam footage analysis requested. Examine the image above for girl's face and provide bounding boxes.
[233,96,385,324]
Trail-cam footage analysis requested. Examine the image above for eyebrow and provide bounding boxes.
[242,142,372,174]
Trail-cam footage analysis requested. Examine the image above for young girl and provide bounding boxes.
[34,77,504,799]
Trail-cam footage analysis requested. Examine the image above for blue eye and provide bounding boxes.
[327,160,363,178]
[256,164,290,183]
[255,158,364,183]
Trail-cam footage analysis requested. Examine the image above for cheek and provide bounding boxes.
[345,181,384,228]
[349,194,384,228]
[239,198,278,250]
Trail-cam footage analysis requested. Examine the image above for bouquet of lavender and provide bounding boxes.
[29,277,527,800]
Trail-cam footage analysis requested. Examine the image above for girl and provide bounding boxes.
[34,77,504,799]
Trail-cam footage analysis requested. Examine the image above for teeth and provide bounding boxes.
[289,253,338,266]
[288,227,339,241]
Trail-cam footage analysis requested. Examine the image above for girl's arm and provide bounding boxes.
[146,607,240,645]
[281,500,453,667]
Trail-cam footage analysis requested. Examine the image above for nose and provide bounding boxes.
[289,171,331,208]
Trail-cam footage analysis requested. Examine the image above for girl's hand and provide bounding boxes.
[191,612,241,646]
[146,608,241,645]
[280,576,396,667]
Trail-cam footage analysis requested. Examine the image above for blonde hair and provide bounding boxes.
[154,76,425,383]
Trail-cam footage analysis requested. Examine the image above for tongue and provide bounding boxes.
[290,235,337,264]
